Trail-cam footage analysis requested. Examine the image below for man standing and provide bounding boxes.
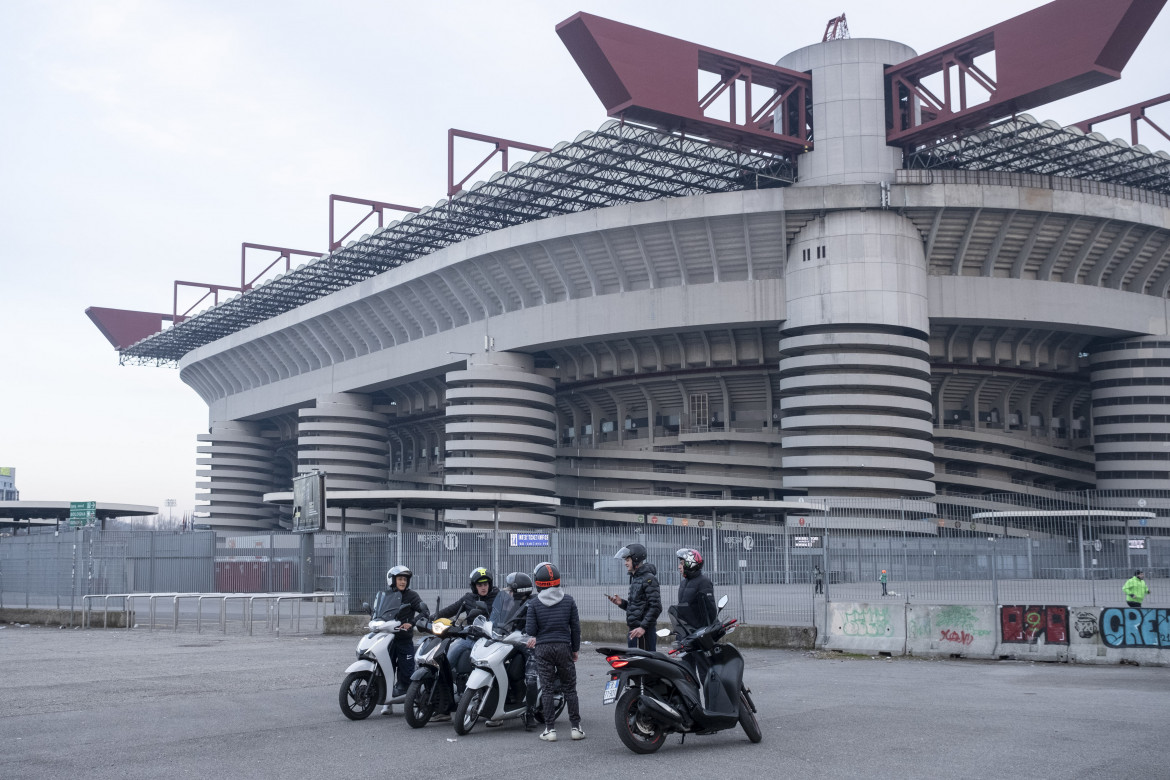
[608,542,662,651]
[879,569,888,597]
[1123,570,1150,608]
[526,562,584,742]
[813,564,824,595]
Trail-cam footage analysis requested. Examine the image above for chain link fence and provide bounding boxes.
[2,489,1165,630]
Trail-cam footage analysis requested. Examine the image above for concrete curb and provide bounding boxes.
[1,607,133,628]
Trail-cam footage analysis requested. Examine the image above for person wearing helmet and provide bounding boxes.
[879,569,888,597]
[525,562,584,742]
[487,571,539,730]
[674,548,716,632]
[435,567,501,694]
[607,542,662,651]
[380,565,429,711]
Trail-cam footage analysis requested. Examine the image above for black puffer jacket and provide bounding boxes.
[435,586,500,621]
[675,572,716,631]
[617,562,662,631]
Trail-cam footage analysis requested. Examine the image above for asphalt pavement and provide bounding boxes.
[0,624,1165,780]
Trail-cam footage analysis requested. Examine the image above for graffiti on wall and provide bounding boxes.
[1100,608,1170,648]
[1001,605,1069,645]
[1073,611,1098,639]
[840,606,892,636]
[934,605,992,647]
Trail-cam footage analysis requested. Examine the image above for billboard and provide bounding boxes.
[291,471,326,533]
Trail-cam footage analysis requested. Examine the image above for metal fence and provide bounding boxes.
[2,489,1165,631]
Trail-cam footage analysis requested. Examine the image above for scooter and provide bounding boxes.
[338,593,415,720]
[452,615,564,735]
[596,595,761,753]
[403,614,478,728]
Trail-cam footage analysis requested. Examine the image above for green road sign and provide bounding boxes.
[70,501,97,526]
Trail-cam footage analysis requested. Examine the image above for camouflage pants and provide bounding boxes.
[534,642,580,729]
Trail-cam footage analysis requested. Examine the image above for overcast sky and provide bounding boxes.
[1,0,1166,516]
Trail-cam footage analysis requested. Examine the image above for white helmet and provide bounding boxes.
[387,565,412,588]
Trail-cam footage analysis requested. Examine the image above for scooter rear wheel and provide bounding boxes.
[738,691,762,743]
[339,671,383,721]
[453,686,484,735]
[615,688,667,754]
[404,679,435,728]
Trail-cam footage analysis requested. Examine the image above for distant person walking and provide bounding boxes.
[813,564,824,595]
[1123,570,1150,608]
[879,570,888,597]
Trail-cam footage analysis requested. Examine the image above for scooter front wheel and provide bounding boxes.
[738,691,762,743]
[404,678,435,728]
[615,688,667,754]
[339,670,383,720]
[453,686,485,736]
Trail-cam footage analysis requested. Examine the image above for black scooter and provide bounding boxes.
[403,608,483,728]
[596,595,761,754]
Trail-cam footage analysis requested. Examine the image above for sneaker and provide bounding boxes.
[539,728,557,742]
[571,726,585,741]
[524,711,537,732]
[432,712,451,722]
[485,719,503,728]
[379,704,393,716]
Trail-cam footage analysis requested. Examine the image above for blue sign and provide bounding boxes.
[510,533,550,547]
[1140,518,1148,526]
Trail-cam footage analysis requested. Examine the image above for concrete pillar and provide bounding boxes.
[196,420,277,530]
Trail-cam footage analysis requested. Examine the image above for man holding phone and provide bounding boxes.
[607,542,662,651]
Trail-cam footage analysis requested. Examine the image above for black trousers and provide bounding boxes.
[534,642,580,729]
[628,629,657,652]
[389,636,415,695]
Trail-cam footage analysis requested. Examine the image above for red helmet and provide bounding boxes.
[676,548,704,574]
[533,561,561,589]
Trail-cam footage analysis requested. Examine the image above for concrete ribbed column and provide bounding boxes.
[1090,337,1170,490]
[780,210,935,497]
[298,393,388,529]
[196,421,277,530]
[445,352,557,526]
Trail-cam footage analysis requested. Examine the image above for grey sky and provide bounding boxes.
[1,1,1166,516]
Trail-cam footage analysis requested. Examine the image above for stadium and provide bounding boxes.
[88,1,1170,561]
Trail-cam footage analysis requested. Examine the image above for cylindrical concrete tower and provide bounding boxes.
[298,392,389,529]
[778,38,917,186]
[775,37,934,498]
[196,420,277,530]
[445,351,557,526]
[1090,337,1170,491]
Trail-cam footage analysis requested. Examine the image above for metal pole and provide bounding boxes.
[1077,517,1086,578]
[901,501,909,603]
[711,510,719,576]
[782,514,790,585]
[990,537,999,606]
[493,505,500,578]
[396,500,403,564]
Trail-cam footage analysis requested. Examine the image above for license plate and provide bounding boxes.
[602,677,619,705]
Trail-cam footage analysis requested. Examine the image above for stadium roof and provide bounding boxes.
[119,114,1169,367]
[119,120,795,366]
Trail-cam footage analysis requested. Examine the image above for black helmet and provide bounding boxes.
[506,571,534,599]
[615,542,647,566]
[468,566,493,591]
[387,565,412,588]
[676,548,704,574]
[533,561,561,590]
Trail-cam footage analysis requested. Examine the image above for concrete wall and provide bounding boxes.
[816,602,1170,665]
[1,607,132,628]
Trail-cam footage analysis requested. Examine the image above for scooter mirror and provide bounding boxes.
[717,595,729,610]
[656,628,671,638]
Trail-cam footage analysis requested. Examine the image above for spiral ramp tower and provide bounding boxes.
[297,393,389,530]
[196,421,277,530]
[444,352,558,527]
[1090,338,1170,492]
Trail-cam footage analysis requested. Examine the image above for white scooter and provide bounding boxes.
[338,594,415,720]
[452,615,563,735]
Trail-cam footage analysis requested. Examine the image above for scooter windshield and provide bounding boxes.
[371,590,405,621]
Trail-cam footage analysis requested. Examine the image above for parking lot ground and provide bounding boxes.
[1,624,1166,780]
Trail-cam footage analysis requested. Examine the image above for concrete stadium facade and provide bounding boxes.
[176,37,1170,533]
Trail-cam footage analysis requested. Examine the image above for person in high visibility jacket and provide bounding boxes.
[1123,570,1150,608]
